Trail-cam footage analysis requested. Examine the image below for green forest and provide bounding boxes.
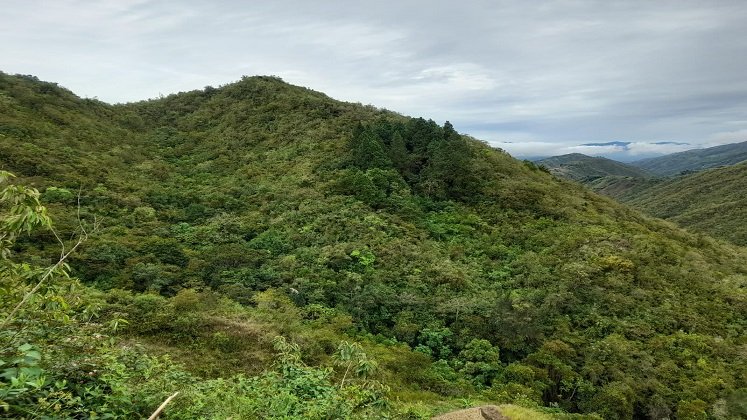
[570,164,747,247]
[1,72,746,419]
[537,152,747,247]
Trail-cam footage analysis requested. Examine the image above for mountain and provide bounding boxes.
[536,149,747,246]
[606,162,747,246]
[536,153,651,181]
[630,140,747,176]
[2,72,747,419]
[579,141,633,147]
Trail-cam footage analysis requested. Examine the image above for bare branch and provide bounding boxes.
[0,232,86,330]
[0,187,95,330]
[147,392,179,420]
[50,225,66,260]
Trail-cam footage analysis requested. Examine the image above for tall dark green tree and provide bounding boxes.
[419,121,480,200]
[350,128,391,170]
[404,118,443,173]
[443,120,459,141]
[388,131,409,173]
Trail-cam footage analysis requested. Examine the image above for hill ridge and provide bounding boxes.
[536,153,651,181]
[630,140,747,176]
[1,71,746,419]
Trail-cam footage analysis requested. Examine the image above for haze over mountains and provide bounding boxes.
[2,72,747,419]
[630,141,747,176]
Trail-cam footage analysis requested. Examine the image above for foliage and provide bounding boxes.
[612,162,747,246]
[2,71,747,418]
[543,150,747,246]
[0,171,395,418]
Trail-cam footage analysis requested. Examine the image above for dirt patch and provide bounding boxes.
[479,406,508,420]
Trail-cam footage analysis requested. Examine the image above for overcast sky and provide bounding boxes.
[3,0,747,159]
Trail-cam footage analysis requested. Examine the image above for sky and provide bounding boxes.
[2,0,747,160]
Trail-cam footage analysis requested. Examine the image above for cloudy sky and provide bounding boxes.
[2,0,747,159]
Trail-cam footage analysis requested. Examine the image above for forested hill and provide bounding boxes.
[630,140,747,176]
[536,149,747,246]
[606,162,747,246]
[536,153,651,181]
[2,72,747,419]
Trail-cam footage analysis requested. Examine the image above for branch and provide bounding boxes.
[340,361,352,389]
[147,392,179,420]
[1,188,94,330]
[0,232,85,330]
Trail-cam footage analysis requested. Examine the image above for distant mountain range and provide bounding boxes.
[535,153,651,181]
[580,140,689,148]
[538,141,747,245]
[538,140,747,182]
[629,140,747,176]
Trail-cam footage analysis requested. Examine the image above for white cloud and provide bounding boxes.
[490,140,697,160]
[2,0,747,151]
[625,142,693,156]
[488,141,568,157]
[707,129,747,146]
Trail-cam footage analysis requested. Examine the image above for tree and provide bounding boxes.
[334,341,378,387]
[416,327,454,360]
[456,339,502,386]
[419,122,478,200]
[1,171,88,329]
[350,128,391,170]
[443,120,458,141]
[388,131,409,173]
[580,381,635,420]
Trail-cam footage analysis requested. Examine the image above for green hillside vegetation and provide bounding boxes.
[584,176,659,202]
[581,164,747,246]
[630,141,747,176]
[2,72,747,419]
[536,153,651,181]
[613,162,747,246]
[538,151,747,247]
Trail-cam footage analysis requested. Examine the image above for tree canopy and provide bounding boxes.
[1,71,746,418]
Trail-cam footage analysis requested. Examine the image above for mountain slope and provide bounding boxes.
[616,162,747,245]
[536,150,747,246]
[536,153,651,181]
[1,72,747,419]
[630,140,747,176]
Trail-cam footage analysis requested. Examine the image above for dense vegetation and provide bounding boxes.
[598,163,747,246]
[2,71,747,419]
[629,141,747,177]
[535,154,651,182]
[538,150,747,246]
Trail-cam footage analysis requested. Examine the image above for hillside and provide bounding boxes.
[615,162,747,246]
[536,153,651,181]
[536,151,747,246]
[630,140,747,176]
[583,176,657,199]
[2,72,747,419]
